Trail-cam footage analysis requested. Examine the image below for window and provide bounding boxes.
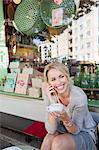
[86,31,91,36]
[87,53,90,59]
[81,44,84,49]
[79,24,83,30]
[75,46,78,51]
[86,42,91,48]
[80,34,83,40]
[86,19,91,27]
[75,37,78,42]
[75,28,77,33]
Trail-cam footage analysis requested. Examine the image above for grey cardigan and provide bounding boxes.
[43,85,97,143]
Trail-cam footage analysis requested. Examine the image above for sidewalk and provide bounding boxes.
[0,127,41,150]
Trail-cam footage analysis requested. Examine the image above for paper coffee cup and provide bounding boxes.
[47,103,64,112]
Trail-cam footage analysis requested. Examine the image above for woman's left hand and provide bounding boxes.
[50,111,70,122]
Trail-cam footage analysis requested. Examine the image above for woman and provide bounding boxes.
[40,62,97,150]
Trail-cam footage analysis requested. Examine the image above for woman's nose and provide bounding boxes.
[55,78,61,84]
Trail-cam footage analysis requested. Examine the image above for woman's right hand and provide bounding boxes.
[45,84,58,103]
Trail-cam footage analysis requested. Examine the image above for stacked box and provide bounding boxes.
[28,77,43,98]
[32,78,43,88]
[28,87,41,98]
[22,68,33,75]
[9,61,21,74]
[15,74,29,94]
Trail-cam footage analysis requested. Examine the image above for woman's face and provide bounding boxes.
[47,68,69,94]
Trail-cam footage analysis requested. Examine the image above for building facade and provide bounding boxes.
[39,5,99,64]
[72,6,99,64]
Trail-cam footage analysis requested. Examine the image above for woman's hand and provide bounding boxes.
[45,84,58,103]
[50,110,70,122]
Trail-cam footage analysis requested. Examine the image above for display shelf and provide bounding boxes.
[82,88,99,91]
[88,99,99,108]
[82,88,99,100]
[0,90,43,100]
[88,99,99,113]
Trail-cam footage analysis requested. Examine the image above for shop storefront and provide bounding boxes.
[0,0,99,140]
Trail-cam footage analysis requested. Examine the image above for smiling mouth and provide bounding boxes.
[56,84,65,90]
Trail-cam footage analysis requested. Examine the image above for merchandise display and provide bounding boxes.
[4,73,17,92]
[15,73,29,95]
[0,61,43,99]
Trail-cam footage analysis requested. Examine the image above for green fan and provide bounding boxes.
[40,0,76,28]
[14,0,45,36]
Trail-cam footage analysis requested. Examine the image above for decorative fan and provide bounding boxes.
[40,0,76,28]
[14,0,45,36]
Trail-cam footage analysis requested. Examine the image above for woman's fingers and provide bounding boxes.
[50,111,69,122]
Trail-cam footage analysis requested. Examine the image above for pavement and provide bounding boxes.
[0,127,42,150]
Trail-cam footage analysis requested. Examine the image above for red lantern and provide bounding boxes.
[54,0,63,5]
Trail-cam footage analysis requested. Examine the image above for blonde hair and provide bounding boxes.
[44,62,70,83]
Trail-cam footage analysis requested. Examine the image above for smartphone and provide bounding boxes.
[51,88,57,96]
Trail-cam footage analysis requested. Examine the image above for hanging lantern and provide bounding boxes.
[54,0,63,5]
[13,0,22,4]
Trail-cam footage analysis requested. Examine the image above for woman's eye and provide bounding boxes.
[59,75,64,78]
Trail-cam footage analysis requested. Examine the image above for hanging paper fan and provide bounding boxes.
[40,0,76,28]
[14,0,45,36]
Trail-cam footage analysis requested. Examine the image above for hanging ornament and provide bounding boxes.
[54,0,63,5]
[13,0,22,4]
